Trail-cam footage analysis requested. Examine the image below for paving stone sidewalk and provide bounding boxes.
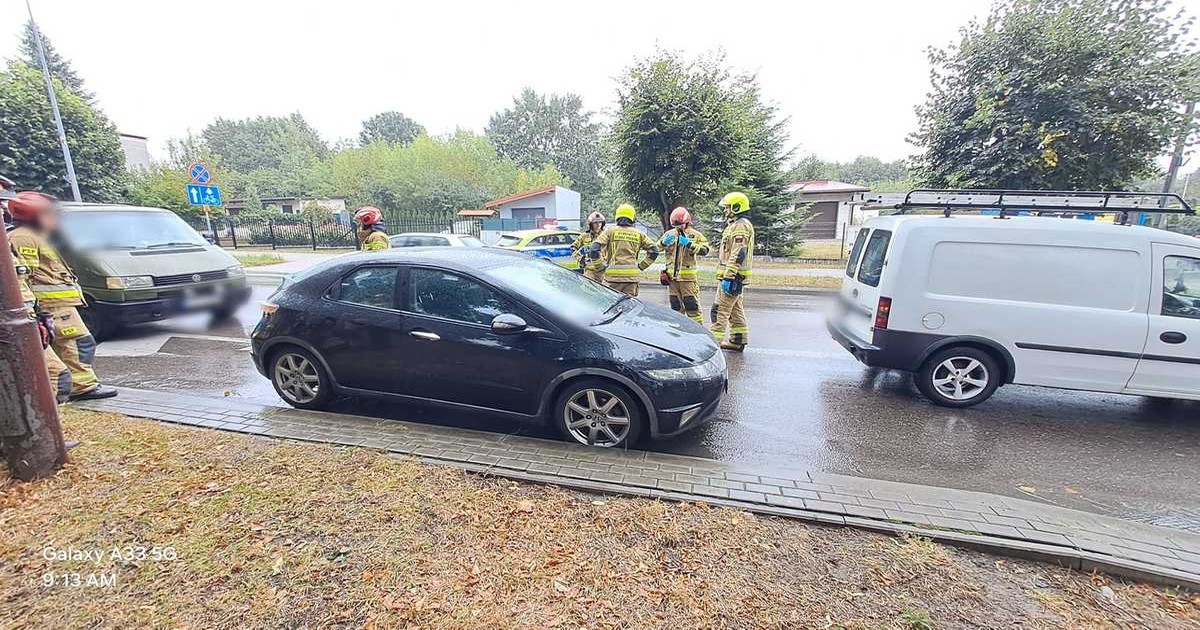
[75,386,1200,589]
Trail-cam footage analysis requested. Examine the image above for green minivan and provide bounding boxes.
[57,203,251,340]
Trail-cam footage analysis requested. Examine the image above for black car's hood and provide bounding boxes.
[592,300,717,362]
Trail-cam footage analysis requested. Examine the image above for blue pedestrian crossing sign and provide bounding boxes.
[186,183,222,207]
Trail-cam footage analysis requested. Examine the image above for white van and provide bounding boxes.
[827,191,1200,407]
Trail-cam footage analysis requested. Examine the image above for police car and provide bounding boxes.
[494,228,583,269]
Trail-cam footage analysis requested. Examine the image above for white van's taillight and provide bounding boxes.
[873,297,892,330]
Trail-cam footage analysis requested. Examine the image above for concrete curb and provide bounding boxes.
[244,270,839,296]
[74,387,1200,591]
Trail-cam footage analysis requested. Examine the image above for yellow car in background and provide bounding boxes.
[494,229,584,269]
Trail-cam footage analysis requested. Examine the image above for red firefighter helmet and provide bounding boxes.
[586,211,606,226]
[7,191,58,223]
[669,206,691,227]
[354,206,382,226]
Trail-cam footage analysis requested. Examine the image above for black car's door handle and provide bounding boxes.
[1160,331,1187,345]
[410,330,440,341]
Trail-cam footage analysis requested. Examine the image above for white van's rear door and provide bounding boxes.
[836,228,892,342]
[1125,244,1200,399]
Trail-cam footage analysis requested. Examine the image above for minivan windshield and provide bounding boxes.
[61,211,207,250]
[487,260,622,323]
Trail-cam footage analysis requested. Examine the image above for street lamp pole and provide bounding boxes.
[25,0,82,202]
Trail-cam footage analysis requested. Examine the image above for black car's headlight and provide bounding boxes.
[643,350,726,381]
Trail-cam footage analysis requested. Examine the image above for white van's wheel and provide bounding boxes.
[916,347,1001,408]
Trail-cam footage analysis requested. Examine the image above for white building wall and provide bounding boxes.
[118,135,152,171]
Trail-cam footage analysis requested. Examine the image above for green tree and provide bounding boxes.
[787,155,914,192]
[300,199,334,223]
[360,111,424,146]
[613,51,746,228]
[125,166,195,217]
[486,88,603,201]
[242,184,264,215]
[19,21,91,101]
[726,88,808,256]
[911,0,1197,190]
[0,61,125,201]
[202,113,328,176]
[322,131,564,224]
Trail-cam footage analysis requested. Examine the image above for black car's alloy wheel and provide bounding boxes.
[270,347,333,409]
[554,378,643,448]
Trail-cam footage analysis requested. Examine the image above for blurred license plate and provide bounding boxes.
[184,285,223,308]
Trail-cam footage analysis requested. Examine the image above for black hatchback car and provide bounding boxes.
[250,248,726,448]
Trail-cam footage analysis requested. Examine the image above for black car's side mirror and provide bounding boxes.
[491,313,528,335]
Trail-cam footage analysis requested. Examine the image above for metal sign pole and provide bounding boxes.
[26,0,81,202]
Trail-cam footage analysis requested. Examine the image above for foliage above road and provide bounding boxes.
[0,61,126,202]
[2,409,1196,628]
[911,0,1198,190]
[359,111,425,147]
[486,88,604,202]
[790,155,914,193]
[612,51,804,254]
[321,131,565,220]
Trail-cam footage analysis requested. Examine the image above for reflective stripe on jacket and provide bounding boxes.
[9,226,85,307]
[717,218,755,283]
[595,226,658,283]
[659,226,711,281]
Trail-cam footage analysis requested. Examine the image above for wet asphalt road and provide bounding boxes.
[92,284,1200,531]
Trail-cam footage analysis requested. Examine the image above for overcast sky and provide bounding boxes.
[2,0,1197,166]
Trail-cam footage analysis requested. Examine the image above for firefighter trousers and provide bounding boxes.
[667,280,703,324]
[46,306,100,396]
[45,346,70,404]
[709,288,748,346]
[609,281,639,297]
[583,268,607,284]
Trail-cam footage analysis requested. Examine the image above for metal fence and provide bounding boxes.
[188,214,481,250]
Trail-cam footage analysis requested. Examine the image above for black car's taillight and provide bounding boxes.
[873,297,892,330]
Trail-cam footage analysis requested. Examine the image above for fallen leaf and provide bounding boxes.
[516,500,535,513]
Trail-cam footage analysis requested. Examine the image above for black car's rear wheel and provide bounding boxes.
[554,378,644,448]
[270,347,333,409]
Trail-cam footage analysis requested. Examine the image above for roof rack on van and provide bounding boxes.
[893,189,1193,223]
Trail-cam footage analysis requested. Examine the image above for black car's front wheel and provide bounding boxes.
[554,378,644,448]
[270,347,333,409]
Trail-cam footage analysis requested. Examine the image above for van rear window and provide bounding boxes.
[857,230,892,287]
[845,229,869,278]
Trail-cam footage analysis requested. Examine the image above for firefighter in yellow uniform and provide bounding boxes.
[354,206,390,251]
[571,212,607,284]
[590,204,658,296]
[658,206,710,324]
[710,192,754,351]
[8,192,116,400]
[3,183,70,402]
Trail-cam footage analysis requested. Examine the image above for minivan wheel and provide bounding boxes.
[79,305,118,342]
[554,378,644,448]
[916,347,1001,408]
[270,347,333,410]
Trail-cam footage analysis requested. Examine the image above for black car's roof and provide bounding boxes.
[329,246,530,271]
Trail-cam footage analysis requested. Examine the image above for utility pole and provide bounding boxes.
[0,196,67,480]
[26,0,82,202]
[1157,100,1197,228]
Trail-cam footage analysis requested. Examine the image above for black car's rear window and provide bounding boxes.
[845,229,869,278]
[857,230,892,288]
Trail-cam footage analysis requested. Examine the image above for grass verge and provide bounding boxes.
[232,252,287,267]
[2,409,1196,629]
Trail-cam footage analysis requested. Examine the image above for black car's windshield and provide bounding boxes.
[61,211,207,250]
[487,260,623,323]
